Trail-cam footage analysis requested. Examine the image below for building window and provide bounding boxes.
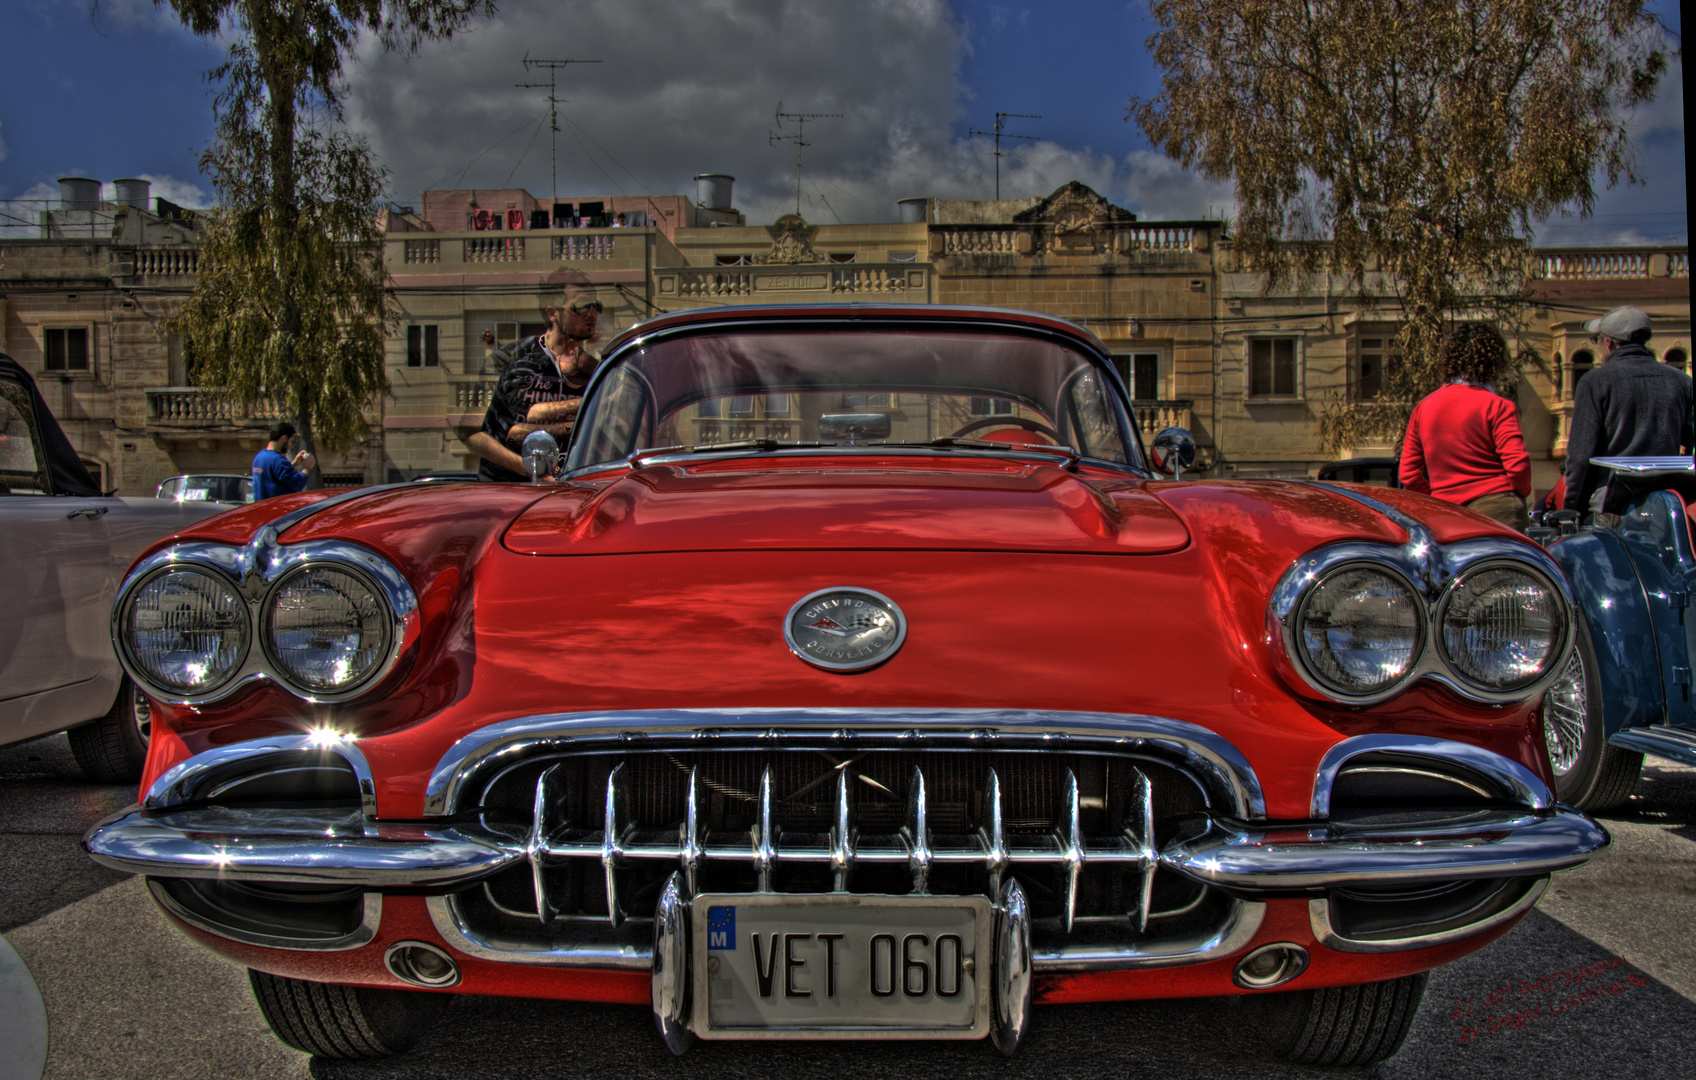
[828,252,857,263]
[44,327,90,372]
[1664,347,1688,372]
[715,254,751,266]
[888,251,917,263]
[969,396,1014,416]
[728,395,756,418]
[407,325,439,368]
[764,394,792,416]
[844,392,892,409]
[1247,337,1298,398]
[1354,335,1399,400]
[1569,349,1595,397]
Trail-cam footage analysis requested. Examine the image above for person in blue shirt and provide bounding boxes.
[251,422,314,500]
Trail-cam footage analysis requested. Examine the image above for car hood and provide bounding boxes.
[502,458,1193,556]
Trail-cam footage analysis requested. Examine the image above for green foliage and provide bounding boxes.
[1131,0,1668,453]
[164,1,494,460]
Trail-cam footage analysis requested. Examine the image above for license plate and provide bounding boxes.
[690,893,993,1039]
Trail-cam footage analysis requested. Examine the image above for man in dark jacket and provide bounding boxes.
[1563,306,1694,516]
[468,283,602,481]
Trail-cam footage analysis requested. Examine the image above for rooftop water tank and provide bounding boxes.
[114,178,151,211]
[58,177,101,211]
[897,197,927,224]
[693,174,734,211]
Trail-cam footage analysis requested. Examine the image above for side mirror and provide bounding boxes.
[818,412,892,445]
[1150,427,1197,481]
[521,430,560,483]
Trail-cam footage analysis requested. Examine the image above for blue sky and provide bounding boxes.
[0,0,1683,242]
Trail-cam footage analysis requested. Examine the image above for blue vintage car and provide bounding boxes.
[1538,457,1696,810]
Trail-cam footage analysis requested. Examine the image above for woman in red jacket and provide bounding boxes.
[1398,323,1532,531]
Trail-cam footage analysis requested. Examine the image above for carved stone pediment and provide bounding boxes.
[757,214,820,264]
[1014,182,1136,254]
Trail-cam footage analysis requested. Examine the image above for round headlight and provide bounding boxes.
[124,569,249,694]
[1296,567,1422,696]
[263,566,393,694]
[1440,566,1562,690]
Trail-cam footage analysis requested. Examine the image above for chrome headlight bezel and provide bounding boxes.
[259,561,399,699]
[1270,530,1574,707]
[112,535,419,707]
[1433,560,1569,694]
[115,565,252,697]
[1289,562,1426,701]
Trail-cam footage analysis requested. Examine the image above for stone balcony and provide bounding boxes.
[1131,399,1195,437]
[658,262,929,301]
[385,228,651,275]
[145,387,284,435]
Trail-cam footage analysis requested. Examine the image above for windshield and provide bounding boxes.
[566,326,1141,471]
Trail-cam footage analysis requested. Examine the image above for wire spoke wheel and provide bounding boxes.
[1543,649,1587,776]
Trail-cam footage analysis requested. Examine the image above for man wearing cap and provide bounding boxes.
[468,284,603,481]
[1562,306,1693,517]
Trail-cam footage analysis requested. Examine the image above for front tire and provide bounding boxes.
[1542,619,1642,811]
[67,676,150,783]
[248,970,449,1060]
[1269,973,1428,1066]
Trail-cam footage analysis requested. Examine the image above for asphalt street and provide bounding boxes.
[3,732,1693,1080]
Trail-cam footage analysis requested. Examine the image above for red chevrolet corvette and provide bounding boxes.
[86,305,1604,1064]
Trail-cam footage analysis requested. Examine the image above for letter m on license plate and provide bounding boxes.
[707,905,736,950]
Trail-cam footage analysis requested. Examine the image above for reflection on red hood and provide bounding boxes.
[502,457,1193,556]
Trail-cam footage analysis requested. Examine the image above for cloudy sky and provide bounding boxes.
[0,0,1684,243]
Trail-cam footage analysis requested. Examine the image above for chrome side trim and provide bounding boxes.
[1309,734,1555,818]
[1592,456,1696,474]
[422,708,1266,820]
[1270,489,1576,707]
[112,530,419,707]
[1164,810,1605,889]
[651,872,694,1055]
[145,878,381,952]
[1308,877,1549,953]
[143,734,379,818]
[84,807,522,887]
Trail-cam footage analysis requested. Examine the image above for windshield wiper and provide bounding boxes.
[909,438,1081,466]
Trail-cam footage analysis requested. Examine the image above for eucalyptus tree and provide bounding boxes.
[165,1,494,477]
[1130,0,1670,451]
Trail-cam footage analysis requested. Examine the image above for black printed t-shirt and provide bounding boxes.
[477,336,585,482]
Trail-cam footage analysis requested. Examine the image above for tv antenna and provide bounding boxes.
[517,54,602,200]
[769,103,842,217]
[968,112,1041,200]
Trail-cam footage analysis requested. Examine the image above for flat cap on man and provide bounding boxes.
[1583,305,1653,341]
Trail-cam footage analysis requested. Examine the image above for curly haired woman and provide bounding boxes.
[1397,323,1532,531]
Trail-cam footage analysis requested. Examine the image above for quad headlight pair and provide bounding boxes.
[114,541,415,704]
[1273,542,1572,705]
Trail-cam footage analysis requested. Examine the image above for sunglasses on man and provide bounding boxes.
[570,300,603,315]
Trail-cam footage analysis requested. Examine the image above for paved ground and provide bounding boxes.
[3,731,1693,1080]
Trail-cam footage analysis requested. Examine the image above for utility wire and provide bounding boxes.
[503,113,550,188]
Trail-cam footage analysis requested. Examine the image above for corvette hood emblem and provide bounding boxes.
[784,587,907,672]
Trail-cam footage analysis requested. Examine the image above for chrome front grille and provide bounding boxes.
[464,749,1225,948]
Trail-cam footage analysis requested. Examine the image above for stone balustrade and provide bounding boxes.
[552,234,617,260]
[1132,399,1194,436]
[454,382,496,411]
[464,236,525,263]
[403,239,440,264]
[136,248,198,276]
[1533,247,1688,279]
[1120,226,1193,252]
[146,387,283,427]
[677,271,755,298]
[830,267,919,293]
[939,229,1021,256]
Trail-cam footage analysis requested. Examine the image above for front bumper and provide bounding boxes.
[87,802,1605,892]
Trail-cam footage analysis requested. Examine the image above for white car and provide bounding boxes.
[0,354,228,780]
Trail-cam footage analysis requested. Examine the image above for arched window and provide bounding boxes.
[1570,349,1595,397]
[1664,347,1688,372]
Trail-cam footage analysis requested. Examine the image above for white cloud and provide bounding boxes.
[1117,149,1235,222]
[104,174,215,210]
